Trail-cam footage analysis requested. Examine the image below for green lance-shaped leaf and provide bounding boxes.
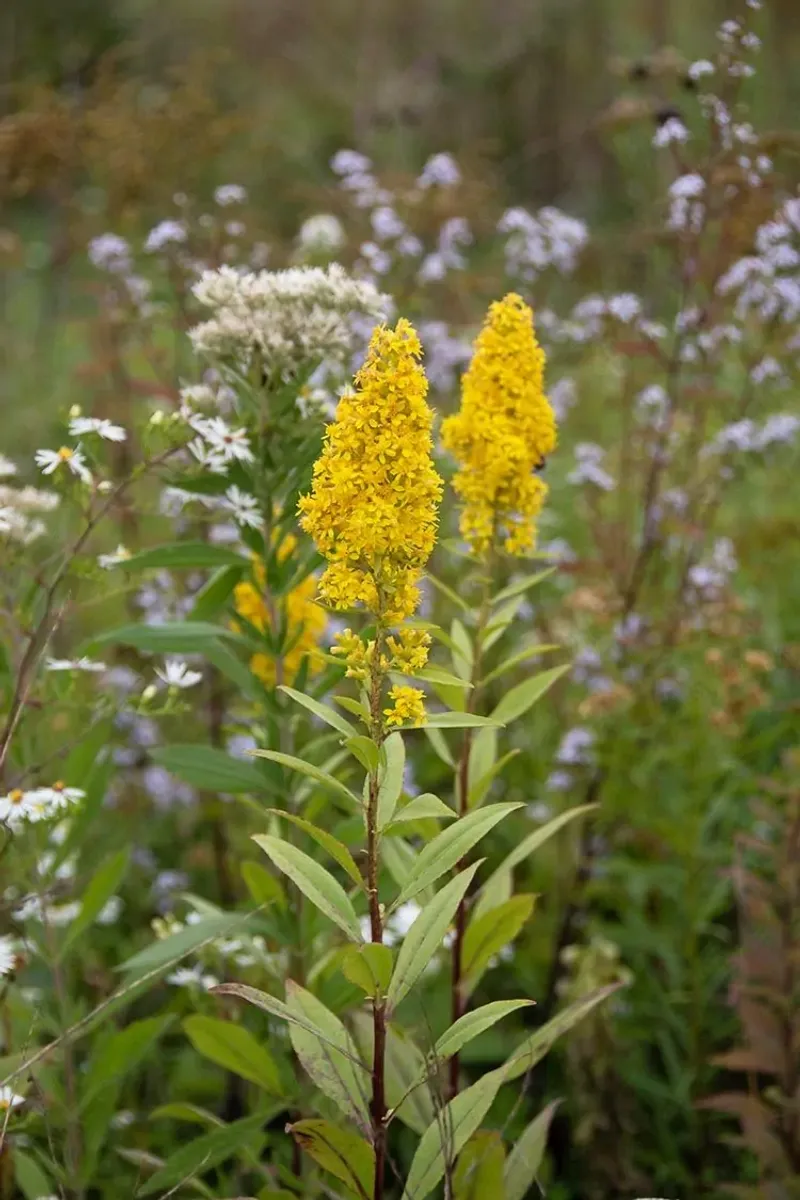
[433,999,534,1063]
[504,1099,561,1200]
[150,745,270,794]
[84,620,236,655]
[119,912,253,979]
[479,803,597,899]
[504,984,622,1082]
[450,617,474,680]
[468,750,520,810]
[489,664,569,725]
[453,1130,506,1200]
[61,849,129,956]
[391,803,522,908]
[377,731,406,830]
[190,564,245,620]
[490,567,555,607]
[387,863,481,1010]
[183,1015,282,1094]
[386,793,456,830]
[472,867,512,923]
[241,860,287,910]
[117,542,249,571]
[402,1066,508,1200]
[461,895,536,989]
[289,1118,374,1200]
[252,749,359,810]
[352,1012,435,1136]
[345,734,381,772]
[480,642,559,687]
[424,711,500,730]
[481,597,522,653]
[253,834,362,941]
[279,685,357,737]
[11,1149,54,1200]
[136,1113,268,1196]
[80,1015,174,1109]
[267,810,363,889]
[286,981,371,1132]
[342,944,394,998]
[424,724,455,767]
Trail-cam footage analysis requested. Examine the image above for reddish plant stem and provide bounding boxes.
[367,633,387,1199]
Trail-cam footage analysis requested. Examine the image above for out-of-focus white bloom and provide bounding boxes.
[359,241,392,276]
[556,727,595,766]
[45,657,107,672]
[214,184,247,206]
[689,60,715,80]
[548,378,577,421]
[190,264,388,378]
[68,417,126,442]
[190,416,254,465]
[396,233,423,258]
[0,1087,25,1112]
[371,206,406,241]
[35,446,91,484]
[0,788,51,827]
[88,233,131,274]
[36,783,86,813]
[220,485,260,529]
[417,152,461,189]
[607,293,641,323]
[167,965,219,990]
[568,443,615,491]
[416,321,472,392]
[653,118,690,147]
[98,544,131,569]
[0,936,17,977]
[688,538,737,596]
[499,206,588,280]
[47,901,82,926]
[330,149,371,176]
[144,220,187,253]
[546,770,575,792]
[155,660,203,690]
[187,438,228,474]
[97,896,123,925]
[0,454,17,478]
[297,213,346,255]
[670,174,705,200]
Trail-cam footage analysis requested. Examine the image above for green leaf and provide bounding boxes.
[386,793,455,829]
[150,745,269,794]
[241,860,287,910]
[289,1118,374,1200]
[11,1149,54,1200]
[416,665,475,689]
[212,983,368,1068]
[184,1015,282,1093]
[150,1104,222,1127]
[462,895,536,987]
[450,618,474,680]
[252,749,359,810]
[434,1000,534,1062]
[472,868,512,922]
[481,597,522,653]
[387,863,481,1010]
[402,1066,508,1200]
[424,711,501,729]
[253,834,362,941]
[61,849,129,955]
[286,982,370,1132]
[480,643,559,687]
[377,731,405,830]
[491,567,555,607]
[190,564,245,620]
[345,735,380,772]
[504,1099,561,1200]
[81,1016,174,1108]
[453,1130,506,1199]
[119,912,252,979]
[392,803,522,908]
[342,943,394,997]
[427,571,470,612]
[119,542,248,571]
[467,726,496,805]
[136,1113,268,1195]
[267,810,363,889]
[468,750,520,810]
[489,664,569,725]
[479,803,597,898]
[85,621,235,655]
[204,639,263,702]
[280,685,357,737]
[504,985,621,1082]
[424,725,455,767]
[352,1014,435,1136]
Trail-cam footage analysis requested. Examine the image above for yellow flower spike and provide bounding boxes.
[441,293,557,556]
[298,319,443,624]
[384,685,426,728]
[232,553,326,686]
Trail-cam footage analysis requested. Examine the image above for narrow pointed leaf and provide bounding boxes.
[387,863,481,1010]
[120,912,251,978]
[489,664,569,725]
[424,724,455,767]
[280,686,357,737]
[342,944,394,997]
[267,810,363,889]
[481,643,559,687]
[462,895,536,986]
[424,711,500,730]
[253,834,362,941]
[286,982,370,1132]
[352,1014,435,1136]
[151,745,269,794]
[392,804,522,908]
[480,803,597,897]
[377,731,405,830]
[386,793,455,829]
[136,1113,267,1195]
[345,735,380,772]
[504,985,621,1082]
[118,542,248,570]
[504,1099,561,1200]
[252,749,358,809]
[453,1130,505,1199]
[183,1015,282,1093]
[61,849,129,955]
[289,1119,374,1200]
[434,1000,534,1062]
[491,568,555,607]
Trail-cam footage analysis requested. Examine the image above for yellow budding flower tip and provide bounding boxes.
[232,552,326,686]
[441,292,557,557]
[298,318,443,623]
[384,684,426,728]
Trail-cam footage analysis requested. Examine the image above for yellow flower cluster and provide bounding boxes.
[384,685,426,728]
[441,293,557,556]
[331,627,431,682]
[298,319,443,623]
[233,550,326,686]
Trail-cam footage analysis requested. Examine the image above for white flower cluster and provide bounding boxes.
[189,263,389,378]
[0,783,85,829]
[568,442,616,491]
[704,413,800,456]
[498,205,588,281]
[0,467,60,545]
[716,197,800,323]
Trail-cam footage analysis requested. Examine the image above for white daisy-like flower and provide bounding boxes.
[192,417,254,465]
[37,782,86,813]
[46,901,82,926]
[0,454,17,478]
[68,417,127,442]
[0,935,17,977]
[187,438,228,475]
[34,446,92,484]
[155,660,204,690]
[167,965,219,990]
[0,788,50,826]
[0,1086,25,1112]
[97,544,131,569]
[45,657,107,673]
[221,485,260,529]
[214,184,247,206]
[653,118,690,148]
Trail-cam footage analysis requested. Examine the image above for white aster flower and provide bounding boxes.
[653,118,690,148]
[0,788,50,826]
[191,416,254,464]
[35,446,92,484]
[221,485,261,529]
[46,657,107,673]
[0,454,17,478]
[37,782,86,813]
[0,936,17,977]
[0,1087,25,1112]
[214,184,247,206]
[297,213,346,255]
[187,438,229,474]
[68,417,126,442]
[167,965,219,990]
[144,220,187,253]
[155,660,204,690]
[98,544,131,569]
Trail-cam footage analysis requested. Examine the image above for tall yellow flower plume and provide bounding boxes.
[441,293,557,556]
[298,318,443,624]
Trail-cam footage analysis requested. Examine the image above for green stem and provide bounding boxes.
[366,628,388,1200]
